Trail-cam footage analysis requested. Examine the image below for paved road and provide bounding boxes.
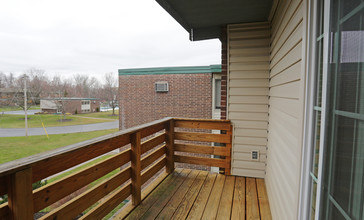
[1,110,40,115]
[0,121,119,137]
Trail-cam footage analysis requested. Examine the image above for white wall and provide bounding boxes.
[265,0,307,219]
[227,22,270,178]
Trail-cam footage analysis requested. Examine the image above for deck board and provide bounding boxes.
[256,178,272,220]
[216,175,235,220]
[186,172,217,220]
[156,170,200,219]
[246,178,260,219]
[201,174,226,220]
[172,171,208,220]
[231,177,246,220]
[122,169,271,220]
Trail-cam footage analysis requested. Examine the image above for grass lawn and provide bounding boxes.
[0,114,115,128]
[76,110,119,120]
[0,128,118,164]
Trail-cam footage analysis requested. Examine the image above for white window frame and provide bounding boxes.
[300,0,331,219]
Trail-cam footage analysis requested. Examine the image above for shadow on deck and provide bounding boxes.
[117,168,271,220]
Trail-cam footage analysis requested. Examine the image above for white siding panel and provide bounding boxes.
[235,128,268,138]
[270,80,301,99]
[228,22,270,178]
[229,103,269,112]
[229,78,269,87]
[233,121,268,130]
[229,112,269,121]
[269,97,300,118]
[265,0,305,220]
[234,160,266,170]
[233,152,267,162]
[232,168,265,178]
[235,136,267,146]
[229,96,269,104]
[270,41,303,77]
[235,144,267,154]
[230,71,269,79]
[270,61,301,87]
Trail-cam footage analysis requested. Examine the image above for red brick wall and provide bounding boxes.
[118,73,213,129]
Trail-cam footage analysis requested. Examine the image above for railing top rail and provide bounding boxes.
[173,118,231,123]
[0,117,172,177]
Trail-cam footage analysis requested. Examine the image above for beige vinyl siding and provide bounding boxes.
[227,22,270,178]
[265,0,306,219]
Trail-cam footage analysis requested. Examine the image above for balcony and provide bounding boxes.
[0,118,271,220]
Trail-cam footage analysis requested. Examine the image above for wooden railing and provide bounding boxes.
[0,118,232,220]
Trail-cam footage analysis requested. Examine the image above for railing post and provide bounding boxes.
[225,124,233,175]
[165,119,175,174]
[7,168,34,220]
[130,131,141,205]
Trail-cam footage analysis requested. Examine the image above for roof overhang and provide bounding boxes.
[156,0,273,41]
[119,65,221,76]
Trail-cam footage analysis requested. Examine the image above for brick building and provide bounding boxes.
[118,65,221,129]
[40,97,100,114]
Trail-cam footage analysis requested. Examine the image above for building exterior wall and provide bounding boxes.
[265,0,306,219]
[40,99,100,114]
[119,73,212,129]
[227,22,270,178]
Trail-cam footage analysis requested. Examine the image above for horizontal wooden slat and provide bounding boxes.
[174,120,231,131]
[80,183,132,220]
[40,167,132,220]
[0,203,9,220]
[0,117,172,180]
[140,122,165,139]
[141,133,166,154]
[174,155,229,169]
[32,134,131,183]
[141,157,166,185]
[174,132,231,144]
[33,149,131,211]
[141,145,166,170]
[174,144,230,157]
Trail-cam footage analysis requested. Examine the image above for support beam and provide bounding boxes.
[131,132,141,205]
[7,168,34,220]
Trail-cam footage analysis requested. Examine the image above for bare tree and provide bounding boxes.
[51,75,71,119]
[103,73,118,116]
[25,68,48,104]
[13,75,32,111]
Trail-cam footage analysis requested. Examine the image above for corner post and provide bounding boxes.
[165,119,175,174]
[7,168,34,220]
[225,124,233,175]
[130,131,141,205]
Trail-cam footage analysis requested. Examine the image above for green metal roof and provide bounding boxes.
[118,65,221,75]
[155,0,272,41]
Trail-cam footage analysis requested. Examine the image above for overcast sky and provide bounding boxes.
[0,0,221,80]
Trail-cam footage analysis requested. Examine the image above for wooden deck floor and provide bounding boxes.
[120,168,271,220]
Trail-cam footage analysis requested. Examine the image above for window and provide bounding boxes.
[309,1,364,219]
[215,79,221,109]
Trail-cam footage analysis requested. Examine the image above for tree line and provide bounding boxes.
[0,68,118,113]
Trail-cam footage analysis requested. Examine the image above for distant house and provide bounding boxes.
[118,65,222,129]
[40,97,100,114]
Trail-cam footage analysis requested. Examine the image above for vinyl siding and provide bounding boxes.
[227,22,270,178]
[265,0,306,219]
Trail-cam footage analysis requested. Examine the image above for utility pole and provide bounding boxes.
[23,74,28,137]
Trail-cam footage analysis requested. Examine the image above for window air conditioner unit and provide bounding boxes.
[155,82,168,92]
